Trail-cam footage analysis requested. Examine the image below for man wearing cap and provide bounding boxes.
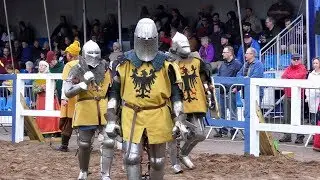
[279,53,307,144]
[57,40,80,152]
[237,33,260,64]
[47,51,64,103]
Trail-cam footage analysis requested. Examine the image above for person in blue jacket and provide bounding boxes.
[237,33,261,64]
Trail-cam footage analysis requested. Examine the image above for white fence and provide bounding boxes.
[249,78,320,156]
[14,73,62,143]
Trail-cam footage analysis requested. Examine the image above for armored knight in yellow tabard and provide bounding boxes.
[167,31,214,173]
[63,40,114,180]
[105,18,190,180]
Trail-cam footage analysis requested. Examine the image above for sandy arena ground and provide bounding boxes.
[1,139,320,180]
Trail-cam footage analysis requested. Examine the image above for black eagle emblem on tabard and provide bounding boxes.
[130,68,157,98]
[181,65,198,102]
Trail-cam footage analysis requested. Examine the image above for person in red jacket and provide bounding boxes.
[279,53,307,144]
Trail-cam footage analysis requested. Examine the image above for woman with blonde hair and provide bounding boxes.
[33,60,60,136]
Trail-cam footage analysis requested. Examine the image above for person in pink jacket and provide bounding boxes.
[279,53,308,144]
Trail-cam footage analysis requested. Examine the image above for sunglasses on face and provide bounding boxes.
[292,58,300,61]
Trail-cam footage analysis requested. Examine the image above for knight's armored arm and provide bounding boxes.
[64,70,95,98]
[105,73,121,139]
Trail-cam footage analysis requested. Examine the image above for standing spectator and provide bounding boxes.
[215,46,242,137]
[210,24,223,53]
[260,17,281,47]
[71,25,83,44]
[108,42,123,62]
[47,51,64,103]
[225,11,240,46]
[212,13,225,32]
[279,53,307,144]
[183,28,199,52]
[215,34,231,62]
[306,57,320,125]
[140,6,151,19]
[18,21,34,44]
[33,60,60,136]
[171,8,186,31]
[305,58,320,145]
[20,41,32,69]
[103,14,118,44]
[1,30,15,43]
[31,40,42,61]
[243,8,262,34]
[267,0,293,28]
[159,31,171,52]
[237,33,261,64]
[90,23,104,47]
[51,16,70,40]
[199,36,214,64]
[242,22,258,40]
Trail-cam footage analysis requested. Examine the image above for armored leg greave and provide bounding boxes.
[149,143,166,180]
[167,140,183,173]
[123,141,142,180]
[100,130,115,180]
[77,129,95,180]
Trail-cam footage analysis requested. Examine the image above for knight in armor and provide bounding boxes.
[57,40,80,152]
[105,18,189,180]
[167,31,213,173]
[63,40,114,180]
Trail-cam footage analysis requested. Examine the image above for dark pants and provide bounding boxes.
[59,117,73,137]
[283,97,305,139]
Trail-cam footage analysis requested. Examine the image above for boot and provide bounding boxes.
[295,135,304,144]
[56,135,70,152]
[279,134,292,142]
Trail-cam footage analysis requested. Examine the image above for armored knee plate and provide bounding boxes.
[150,157,165,171]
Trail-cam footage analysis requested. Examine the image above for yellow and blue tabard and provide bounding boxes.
[117,51,181,144]
[72,68,111,127]
[60,60,78,119]
[175,57,207,114]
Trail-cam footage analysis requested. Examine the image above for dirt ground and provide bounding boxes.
[1,140,320,180]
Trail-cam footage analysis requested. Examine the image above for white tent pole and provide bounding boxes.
[83,0,87,43]
[117,0,122,49]
[43,0,52,51]
[3,0,14,70]
[236,0,245,62]
[306,0,310,70]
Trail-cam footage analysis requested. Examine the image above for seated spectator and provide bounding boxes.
[243,8,262,34]
[12,40,22,61]
[1,30,15,43]
[1,47,18,70]
[196,17,212,38]
[42,41,50,55]
[199,36,214,63]
[23,61,35,86]
[34,51,47,71]
[31,40,42,61]
[109,42,123,62]
[183,28,199,52]
[237,33,261,64]
[21,41,32,69]
[279,53,307,144]
[242,22,258,40]
[2,64,19,93]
